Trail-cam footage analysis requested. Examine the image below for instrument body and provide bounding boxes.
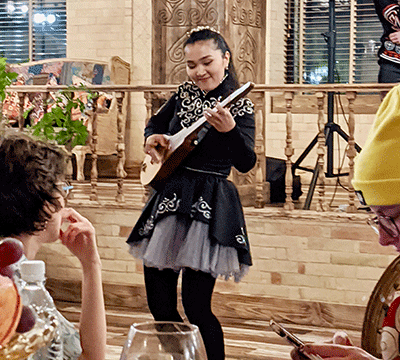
[140,81,255,188]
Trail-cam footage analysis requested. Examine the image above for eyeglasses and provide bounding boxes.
[57,181,73,198]
[367,215,400,238]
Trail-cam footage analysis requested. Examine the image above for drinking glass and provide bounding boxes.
[119,321,208,360]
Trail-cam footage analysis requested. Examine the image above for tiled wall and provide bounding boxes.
[37,205,398,307]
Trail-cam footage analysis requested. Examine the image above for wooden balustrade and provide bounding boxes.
[3,83,396,210]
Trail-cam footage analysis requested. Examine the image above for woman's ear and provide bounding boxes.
[224,51,230,69]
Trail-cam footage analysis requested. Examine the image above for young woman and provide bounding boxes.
[0,134,106,360]
[127,27,256,359]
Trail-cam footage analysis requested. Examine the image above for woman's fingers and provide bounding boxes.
[204,104,235,132]
[303,343,374,359]
[62,207,86,223]
[332,331,353,346]
[60,208,95,242]
[144,134,170,163]
[290,348,310,360]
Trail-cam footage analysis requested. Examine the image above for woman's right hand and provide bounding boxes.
[59,208,100,269]
[292,344,378,360]
[389,31,400,45]
[290,332,377,360]
[144,134,170,164]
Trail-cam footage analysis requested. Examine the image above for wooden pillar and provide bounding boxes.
[18,92,25,130]
[115,91,126,203]
[284,91,294,211]
[316,91,327,212]
[254,91,267,208]
[141,91,154,204]
[346,91,358,213]
[90,96,98,202]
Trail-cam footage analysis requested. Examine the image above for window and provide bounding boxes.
[285,0,381,84]
[0,0,66,63]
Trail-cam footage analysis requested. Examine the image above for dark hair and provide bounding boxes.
[184,28,240,91]
[0,134,66,237]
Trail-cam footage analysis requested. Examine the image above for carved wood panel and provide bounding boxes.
[153,0,224,84]
[152,0,265,85]
[227,0,265,84]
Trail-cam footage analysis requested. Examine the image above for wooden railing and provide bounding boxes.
[3,83,397,211]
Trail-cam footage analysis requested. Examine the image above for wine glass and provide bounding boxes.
[119,321,208,360]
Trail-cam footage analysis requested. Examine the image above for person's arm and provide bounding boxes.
[60,208,106,360]
[203,98,256,173]
[144,91,178,139]
[374,0,400,37]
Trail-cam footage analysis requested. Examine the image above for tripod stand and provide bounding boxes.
[292,0,361,210]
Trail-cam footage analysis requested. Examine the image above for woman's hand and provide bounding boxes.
[291,332,376,360]
[59,208,100,268]
[144,134,170,164]
[389,31,400,45]
[204,103,236,133]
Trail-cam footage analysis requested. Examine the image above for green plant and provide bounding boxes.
[0,58,18,132]
[0,58,17,102]
[27,85,92,150]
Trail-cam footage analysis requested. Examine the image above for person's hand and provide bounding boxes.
[144,134,170,164]
[389,31,400,45]
[59,208,100,268]
[204,103,236,133]
[290,332,376,360]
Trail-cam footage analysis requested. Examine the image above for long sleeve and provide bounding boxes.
[224,123,256,173]
[374,0,400,29]
[182,96,257,175]
[222,97,256,173]
[144,93,178,139]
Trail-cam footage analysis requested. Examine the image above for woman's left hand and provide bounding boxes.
[204,103,236,133]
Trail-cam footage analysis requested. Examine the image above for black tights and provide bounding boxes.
[144,266,225,360]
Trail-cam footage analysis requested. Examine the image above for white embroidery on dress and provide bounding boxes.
[177,83,221,128]
[138,215,155,236]
[235,227,247,245]
[230,98,254,118]
[191,196,212,219]
[156,193,181,215]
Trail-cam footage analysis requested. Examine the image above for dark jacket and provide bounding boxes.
[374,0,400,64]
[127,78,256,266]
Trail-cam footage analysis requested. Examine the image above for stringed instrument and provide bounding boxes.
[140,81,255,188]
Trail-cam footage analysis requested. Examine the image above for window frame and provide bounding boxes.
[285,0,381,84]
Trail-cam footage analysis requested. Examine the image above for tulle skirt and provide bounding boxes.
[129,214,249,282]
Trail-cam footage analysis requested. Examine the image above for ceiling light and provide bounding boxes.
[47,14,56,24]
[33,12,46,23]
[6,1,16,13]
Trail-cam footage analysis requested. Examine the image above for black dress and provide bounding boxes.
[127,78,256,282]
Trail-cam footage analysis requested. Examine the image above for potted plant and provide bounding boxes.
[0,58,18,128]
[27,85,91,152]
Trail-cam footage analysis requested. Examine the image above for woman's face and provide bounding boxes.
[184,39,230,92]
[370,205,400,251]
